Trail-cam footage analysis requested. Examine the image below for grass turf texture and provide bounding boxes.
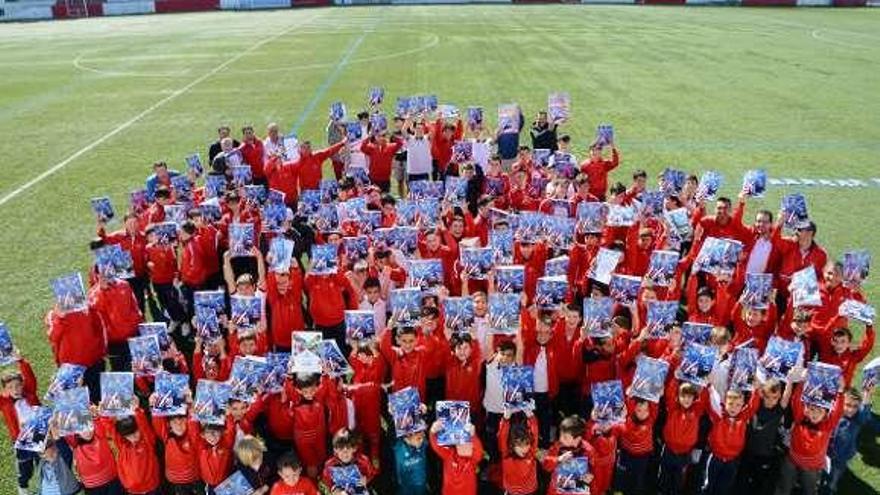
[1,4,879,492]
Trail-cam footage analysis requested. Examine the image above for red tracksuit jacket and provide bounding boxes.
[789,386,844,470]
[304,273,357,327]
[152,416,201,484]
[379,329,433,399]
[321,454,378,491]
[588,422,624,495]
[430,432,484,495]
[579,149,619,200]
[88,280,143,345]
[295,142,347,192]
[99,227,148,278]
[707,389,760,461]
[662,378,708,455]
[499,416,539,495]
[266,269,305,350]
[542,439,597,495]
[145,243,178,284]
[619,399,659,456]
[240,140,266,180]
[349,353,387,460]
[109,408,160,494]
[197,418,236,487]
[361,139,403,183]
[46,308,106,367]
[444,343,483,414]
[65,418,118,488]
[0,359,39,442]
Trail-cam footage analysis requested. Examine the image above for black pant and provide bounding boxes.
[153,282,187,323]
[615,449,652,495]
[84,478,124,495]
[180,283,197,321]
[534,392,553,449]
[482,412,502,463]
[169,481,204,494]
[407,173,430,183]
[316,322,347,357]
[702,454,738,495]
[126,276,149,314]
[107,341,131,372]
[16,448,37,488]
[374,180,391,193]
[83,360,106,403]
[736,454,779,495]
[555,382,582,420]
[658,447,691,495]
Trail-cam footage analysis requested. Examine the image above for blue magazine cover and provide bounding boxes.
[408,259,444,291]
[591,380,626,425]
[243,185,267,205]
[205,174,227,199]
[839,299,875,325]
[267,188,286,206]
[228,356,269,403]
[842,250,871,288]
[390,227,418,256]
[345,310,376,341]
[550,152,576,179]
[100,372,134,417]
[153,222,178,245]
[460,247,494,281]
[330,464,367,495]
[93,246,133,283]
[416,198,441,229]
[789,266,822,307]
[485,177,505,197]
[320,179,339,203]
[91,196,115,222]
[408,180,444,201]
[547,91,570,124]
[536,276,568,310]
[742,169,767,198]
[129,334,162,377]
[194,290,226,317]
[609,274,641,306]
[52,272,87,313]
[0,322,14,366]
[395,200,418,227]
[224,148,243,168]
[759,336,804,381]
[329,101,346,122]
[152,373,189,417]
[545,256,569,278]
[44,364,85,403]
[368,114,387,135]
[697,171,723,201]
[194,308,221,343]
[533,148,552,167]
[298,189,321,216]
[516,211,544,243]
[495,265,525,294]
[444,176,468,206]
[663,207,693,243]
[192,379,232,426]
[646,301,678,338]
[185,153,203,177]
[489,293,521,335]
[444,297,475,334]
[200,199,223,222]
[368,87,384,106]
[490,229,515,265]
[342,236,368,263]
[693,237,742,277]
[229,223,254,258]
[262,352,290,394]
[395,96,412,117]
[675,343,717,387]
[388,387,426,437]
[497,104,520,134]
[318,339,352,378]
[435,400,472,446]
[467,106,483,129]
[230,295,262,335]
[345,121,363,143]
[638,190,664,218]
[452,141,473,163]
[315,204,339,233]
[742,273,773,310]
[15,406,52,453]
[547,216,575,251]
[729,346,759,392]
[268,237,294,273]
[261,202,286,233]
[310,244,339,275]
[53,386,93,436]
[588,248,623,285]
[862,357,880,391]
[214,471,254,495]
[575,201,608,234]
[607,204,636,227]
[682,322,713,346]
[781,193,809,230]
[802,362,842,410]
[630,356,669,403]
[583,297,614,338]
[390,288,422,327]
[501,365,535,412]
[171,175,193,202]
[647,250,679,287]
[595,124,614,147]
[555,457,590,495]
[362,210,382,234]
[660,168,686,197]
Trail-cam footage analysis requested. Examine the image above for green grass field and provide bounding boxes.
[1,4,879,492]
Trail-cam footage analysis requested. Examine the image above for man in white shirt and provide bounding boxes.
[262,122,283,163]
[481,340,518,465]
[358,277,387,331]
[404,121,432,182]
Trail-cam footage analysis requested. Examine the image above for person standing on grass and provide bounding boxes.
[530,110,558,152]
[144,161,180,203]
[579,140,619,201]
[88,272,143,372]
[360,131,403,194]
[403,118,432,183]
[495,105,524,171]
[239,125,266,186]
[97,212,148,313]
[263,122,283,164]
[208,125,239,163]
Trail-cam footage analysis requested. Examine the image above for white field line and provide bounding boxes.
[0,13,320,209]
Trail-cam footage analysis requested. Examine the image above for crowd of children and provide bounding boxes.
[1,93,878,495]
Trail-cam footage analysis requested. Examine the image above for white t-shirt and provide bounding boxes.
[746,237,773,274]
[359,297,387,331]
[405,137,432,175]
[534,347,549,393]
[472,140,491,169]
[483,361,505,414]
[263,136,283,163]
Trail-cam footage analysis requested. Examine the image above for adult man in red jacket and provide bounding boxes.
[46,306,106,401]
[98,213,148,312]
[360,132,403,193]
[239,125,266,185]
[295,139,347,193]
[89,274,143,371]
[431,117,463,181]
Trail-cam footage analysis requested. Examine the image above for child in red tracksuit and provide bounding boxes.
[288,373,336,479]
[429,420,484,495]
[587,415,624,495]
[107,407,161,495]
[1,359,41,494]
[347,341,386,465]
[775,384,845,495]
[320,428,378,493]
[658,378,707,495]
[816,317,875,387]
[150,411,201,494]
[542,416,596,495]
[272,451,319,495]
[65,408,123,494]
[499,411,539,495]
[702,384,761,495]
[379,325,434,399]
[615,397,659,495]
[197,420,236,491]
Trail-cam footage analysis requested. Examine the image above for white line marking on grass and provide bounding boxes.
[0,14,319,209]
[810,29,876,51]
[73,53,192,78]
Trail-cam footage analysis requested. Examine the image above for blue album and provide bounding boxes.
[610,274,641,306]
[53,386,93,436]
[152,373,189,417]
[646,301,679,338]
[129,334,162,377]
[759,336,804,381]
[408,259,444,291]
[345,310,376,341]
[675,343,717,388]
[390,288,423,327]
[489,293,521,335]
[583,297,614,338]
[495,265,525,294]
[802,362,842,410]
[435,400,472,446]
[388,386,426,437]
[591,380,626,425]
[230,295,262,335]
[44,364,85,403]
[310,244,339,275]
[630,355,669,403]
[575,201,608,234]
[99,372,134,417]
[647,250,679,287]
[501,365,535,412]
[444,296,475,334]
[193,379,232,426]
[536,276,568,309]
[52,272,87,314]
[91,196,115,222]
[228,356,269,403]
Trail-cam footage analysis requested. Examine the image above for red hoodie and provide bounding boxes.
[110,408,160,494]
[99,227,148,278]
[88,279,143,345]
[579,148,619,200]
[266,269,305,350]
[321,454,378,491]
[145,243,178,284]
[619,398,659,456]
[198,418,236,487]
[66,418,118,488]
[180,236,209,287]
[240,139,266,180]
[430,431,484,495]
[789,386,844,470]
[349,352,386,461]
[152,416,201,484]
[0,359,39,441]
[499,416,539,495]
[430,118,464,172]
[46,308,106,367]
